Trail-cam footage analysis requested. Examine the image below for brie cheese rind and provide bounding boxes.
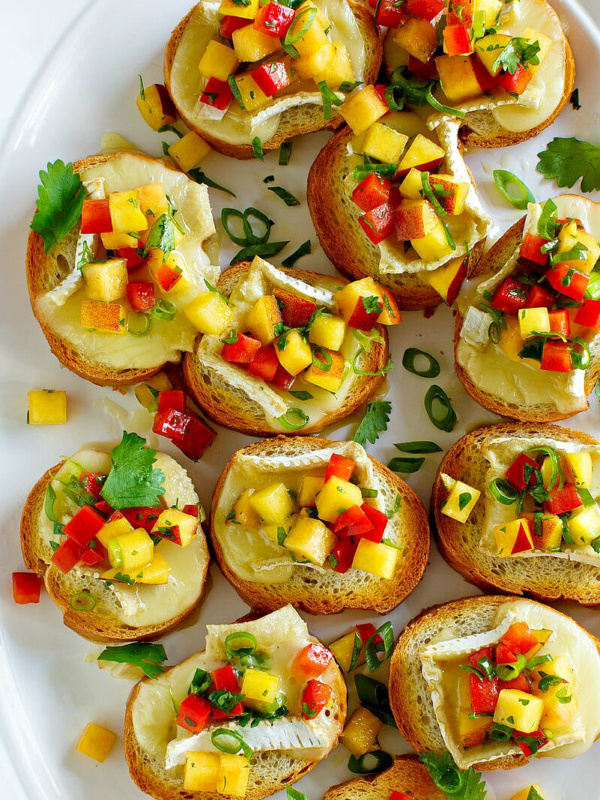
[427,0,567,135]
[420,600,600,769]
[457,195,600,415]
[169,0,366,147]
[38,449,209,628]
[213,442,393,584]
[479,436,600,565]
[131,606,342,766]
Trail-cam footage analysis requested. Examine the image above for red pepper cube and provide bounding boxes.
[176,694,212,734]
[491,277,529,314]
[408,55,438,80]
[127,281,156,312]
[470,55,496,92]
[332,506,375,537]
[302,679,332,719]
[153,408,190,442]
[252,59,292,97]
[358,203,394,245]
[548,309,571,336]
[177,414,217,461]
[540,339,572,373]
[248,345,279,381]
[520,233,550,268]
[330,537,358,573]
[95,500,114,517]
[500,675,531,694]
[468,646,492,670]
[496,63,532,95]
[375,0,407,28]
[220,14,251,40]
[543,482,583,516]
[154,261,182,293]
[352,173,392,213]
[293,643,333,680]
[516,728,548,757]
[158,390,186,413]
[12,572,42,604]
[272,288,317,328]
[80,472,105,499]
[500,622,539,655]
[443,24,473,56]
[81,198,112,234]
[469,673,499,714]
[575,299,600,328]
[211,665,244,719]
[356,623,378,644]
[446,0,473,25]
[325,453,355,483]
[201,77,233,112]
[120,506,164,532]
[505,453,539,492]
[51,538,86,574]
[253,2,295,37]
[63,505,106,547]
[118,247,147,271]
[221,332,262,364]
[359,504,388,543]
[526,284,555,309]
[183,504,200,518]
[80,540,108,566]
[269,364,295,389]
[546,265,590,301]
[495,642,518,665]
[405,0,445,21]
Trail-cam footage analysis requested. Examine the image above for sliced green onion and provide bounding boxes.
[571,337,591,370]
[550,244,587,266]
[421,171,447,218]
[338,80,362,94]
[279,141,292,166]
[389,67,429,106]
[228,75,245,109]
[152,300,177,322]
[252,136,264,161]
[45,484,59,523]
[312,347,332,371]
[425,84,466,118]
[424,385,457,432]
[361,487,378,498]
[495,654,527,681]
[402,347,440,378]
[278,407,309,430]
[524,446,561,490]
[282,239,311,268]
[352,348,393,376]
[318,80,343,120]
[493,170,536,210]
[128,312,152,337]
[225,631,258,658]
[527,654,553,670]
[221,207,273,246]
[221,208,248,246]
[289,390,313,401]
[231,241,289,265]
[577,487,594,506]
[489,723,513,742]
[489,478,518,505]
[352,163,397,181]
[394,441,442,454]
[70,591,96,612]
[188,167,236,197]
[354,674,396,727]
[348,631,363,672]
[384,85,404,112]
[348,750,393,775]
[268,186,300,206]
[352,328,385,350]
[364,622,395,673]
[537,198,558,239]
[211,729,253,760]
[284,6,317,46]
[388,457,425,473]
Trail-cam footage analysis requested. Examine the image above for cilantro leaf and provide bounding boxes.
[30,160,84,253]
[145,213,176,260]
[100,432,165,509]
[354,401,391,448]
[537,137,600,193]
[492,37,540,75]
[419,751,487,800]
[97,642,167,679]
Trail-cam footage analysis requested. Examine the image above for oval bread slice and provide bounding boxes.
[322,755,446,800]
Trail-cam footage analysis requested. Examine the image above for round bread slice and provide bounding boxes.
[307,127,486,310]
[209,436,430,614]
[183,263,390,437]
[27,151,217,388]
[432,421,600,605]
[20,449,210,643]
[322,755,446,800]
[164,0,382,159]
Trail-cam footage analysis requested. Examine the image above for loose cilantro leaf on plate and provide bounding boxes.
[419,751,487,800]
[537,137,600,193]
[30,160,84,253]
[97,642,167,679]
[354,401,391,447]
[101,431,165,509]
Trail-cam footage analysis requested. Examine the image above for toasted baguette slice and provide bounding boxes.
[210,436,430,614]
[323,756,446,800]
[388,595,600,771]
[432,422,600,605]
[164,1,381,159]
[307,126,486,310]
[20,448,209,643]
[124,606,347,800]
[26,151,217,387]
[183,262,390,436]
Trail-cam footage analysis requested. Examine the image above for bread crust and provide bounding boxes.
[20,459,209,643]
[163,1,382,159]
[183,263,390,436]
[432,421,600,605]
[209,436,430,614]
[388,594,600,771]
[307,126,486,310]
[322,755,446,800]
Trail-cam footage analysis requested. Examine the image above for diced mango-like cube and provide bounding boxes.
[494,518,534,557]
[362,123,409,165]
[563,451,593,488]
[419,256,466,305]
[521,27,553,75]
[233,489,261,527]
[341,708,383,756]
[568,505,600,546]
[137,183,169,223]
[397,134,445,175]
[80,300,126,334]
[184,752,220,792]
[27,390,67,425]
[96,515,134,548]
[314,41,354,90]
[134,372,173,411]
[328,631,362,673]
[521,513,563,551]
[560,228,600,274]
[185,291,233,335]
[199,40,239,81]
[340,86,389,135]
[169,132,211,173]
[475,0,503,29]
[304,349,345,392]
[108,528,154,573]
[299,476,325,507]
[296,42,336,80]
[411,212,455,262]
[493,689,544,733]
[108,190,148,233]
[135,551,171,584]
[510,786,547,800]
[523,628,552,661]
[475,34,512,76]
[136,84,177,132]
[394,17,439,63]
[440,478,480,524]
[518,307,550,340]
[429,175,469,216]
[217,754,250,797]
[76,723,117,763]
[152,508,198,547]
[352,539,399,579]
[263,516,294,545]
[297,0,330,31]
[335,276,381,324]
[458,709,493,748]
[249,482,294,524]
[436,55,483,104]
[285,514,336,566]
[234,74,270,111]
[400,167,426,200]
[293,15,328,57]
[315,476,362,522]
[276,329,313,376]
[245,295,281,344]
[241,668,280,709]
[233,25,280,62]
[219,0,259,18]
[101,231,139,250]
[81,258,128,303]
[532,655,577,729]
[309,313,347,351]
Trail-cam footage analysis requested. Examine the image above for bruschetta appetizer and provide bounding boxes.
[455,194,600,421]
[27,152,218,387]
[210,437,429,614]
[124,605,346,800]
[389,595,600,771]
[164,0,382,158]
[433,423,600,605]
[308,97,491,309]
[20,432,209,642]
[381,0,574,148]
[322,756,447,800]
[183,257,398,436]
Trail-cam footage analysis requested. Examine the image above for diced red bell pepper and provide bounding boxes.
[491,277,529,314]
[506,453,539,492]
[302,679,332,719]
[251,60,291,97]
[330,537,358,573]
[373,84,390,112]
[375,0,407,28]
[468,646,492,670]
[95,500,114,517]
[543,482,583,516]
[127,281,156,312]
[405,0,445,21]
[548,309,571,336]
[325,453,355,483]
[293,644,333,679]
[443,24,472,56]
[153,408,188,442]
[13,572,42,604]
[253,2,295,37]
[248,345,279,381]
[51,538,86,574]
[546,265,589,301]
[220,15,251,39]
[447,0,473,26]
[63,505,106,547]
[200,77,233,111]
[520,233,550,268]
[495,642,518,665]
[500,622,539,656]
[359,504,388,543]
[408,55,438,80]
[80,472,105,499]
[176,694,212,733]
[153,408,216,460]
[118,247,146,270]
[358,203,394,245]
[500,675,531,694]
[80,540,107,566]
[575,299,600,328]
[211,665,244,719]
[272,288,316,328]
[496,63,532,96]
[158,390,186,413]
[222,332,262,364]
[270,364,295,389]
[352,173,392,213]
[356,623,378,644]
[540,339,572,373]
[183,504,200,518]
[120,506,164,532]
[154,261,182,293]
[515,728,548,757]
[526,284,555,309]
[471,55,496,92]
[81,198,112,234]
[332,505,375,537]
[469,673,499,713]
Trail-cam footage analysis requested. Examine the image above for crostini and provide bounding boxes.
[20,432,209,642]
[308,98,491,309]
[433,422,600,605]
[164,0,382,158]
[322,756,447,800]
[210,437,429,614]
[381,0,574,148]
[124,605,346,800]
[183,257,398,436]
[388,595,600,770]
[27,152,218,387]
[455,194,600,421]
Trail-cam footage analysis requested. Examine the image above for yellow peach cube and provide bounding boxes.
[151,508,198,547]
[362,123,409,165]
[314,41,354,90]
[233,25,280,62]
[241,669,280,709]
[184,752,220,792]
[100,231,138,250]
[341,708,383,756]
[108,190,148,233]
[80,300,126,334]
[340,86,389,135]
[76,723,116,763]
[316,476,362,522]
[275,329,313,376]
[308,313,347,351]
[81,258,128,303]
[168,132,211,173]
[249,482,294,524]
[518,307,550,340]
[245,295,281,344]
[234,74,269,111]
[295,42,336,80]
[285,515,336,566]
[304,349,345,392]
[137,183,169,223]
[352,539,398,579]
[217,754,250,797]
[134,551,171,585]
[440,478,480,524]
[184,291,232,335]
[219,0,259,19]
[199,40,239,81]
[96,515,134,548]
[27,390,67,425]
[298,476,325,507]
[493,689,544,733]
[134,372,173,411]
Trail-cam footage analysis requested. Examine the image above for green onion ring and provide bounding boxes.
[524,446,561,490]
[152,299,177,322]
[402,347,440,378]
[352,347,393,376]
[312,347,332,371]
[211,729,253,760]
[354,674,395,727]
[571,337,591,370]
[424,385,457,432]
[70,591,97,612]
[425,84,466,118]
[348,631,362,672]
[284,6,317,47]
[278,407,309,430]
[44,484,59,523]
[364,622,395,673]
[224,631,258,659]
[537,198,558,239]
[127,312,152,337]
[495,654,527,682]
[493,170,536,210]
[242,207,273,244]
[489,478,519,505]
[348,750,394,775]
[384,85,404,112]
